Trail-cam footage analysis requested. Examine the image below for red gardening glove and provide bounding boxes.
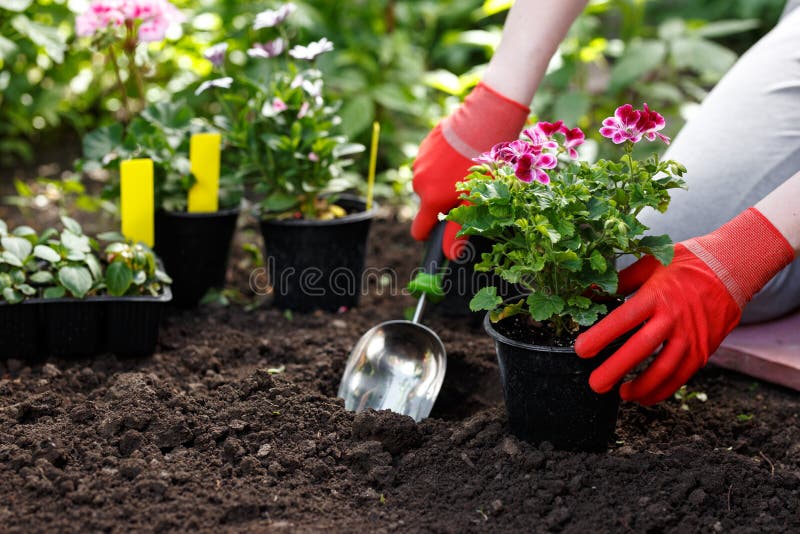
[575,208,795,405]
[411,82,529,260]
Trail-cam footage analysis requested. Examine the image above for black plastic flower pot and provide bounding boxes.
[484,313,621,452]
[154,208,239,307]
[259,196,375,312]
[433,236,520,323]
[0,288,171,359]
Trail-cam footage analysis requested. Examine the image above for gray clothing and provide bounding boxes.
[627,6,800,323]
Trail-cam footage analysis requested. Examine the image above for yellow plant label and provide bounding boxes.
[188,132,221,213]
[120,158,154,247]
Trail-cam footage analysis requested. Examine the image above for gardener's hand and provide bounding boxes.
[411,82,529,260]
[575,208,796,405]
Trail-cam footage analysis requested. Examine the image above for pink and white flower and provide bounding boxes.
[203,42,228,67]
[76,0,184,42]
[248,38,286,59]
[253,3,296,30]
[195,76,233,95]
[297,101,310,119]
[289,38,334,61]
[515,152,557,185]
[600,103,670,145]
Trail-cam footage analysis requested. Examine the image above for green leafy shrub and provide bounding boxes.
[448,104,685,336]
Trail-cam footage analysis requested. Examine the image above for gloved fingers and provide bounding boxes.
[587,316,670,394]
[575,291,654,359]
[637,358,702,406]
[619,337,687,402]
[617,254,661,296]
[443,220,470,261]
[410,200,442,242]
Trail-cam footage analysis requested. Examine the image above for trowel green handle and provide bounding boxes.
[412,221,448,324]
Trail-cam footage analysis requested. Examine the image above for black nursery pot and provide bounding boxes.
[484,314,621,452]
[154,208,239,307]
[259,196,375,312]
[0,289,171,359]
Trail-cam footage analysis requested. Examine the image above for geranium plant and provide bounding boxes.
[76,2,242,211]
[448,104,686,338]
[197,2,364,219]
[0,216,171,303]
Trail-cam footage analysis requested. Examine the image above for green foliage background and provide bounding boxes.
[0,0,787,201]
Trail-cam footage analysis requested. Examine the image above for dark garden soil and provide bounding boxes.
[1,214,799,533]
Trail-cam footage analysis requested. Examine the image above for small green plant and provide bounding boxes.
[0,216,170,303]
[673,385,709,411]
[448,105,686,337]
[197,3,364,220]
[80,101,242,212]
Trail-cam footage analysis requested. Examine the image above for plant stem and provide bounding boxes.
[108,46,131,121]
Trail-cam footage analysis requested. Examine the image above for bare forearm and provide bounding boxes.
[483,0,588,106]
[755,170,800,254]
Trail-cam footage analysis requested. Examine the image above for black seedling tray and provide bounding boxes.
[0,287,172,359]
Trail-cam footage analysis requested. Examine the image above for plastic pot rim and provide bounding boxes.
[0,285,173,306]
[156,206,241,220]
[259,194,378,228]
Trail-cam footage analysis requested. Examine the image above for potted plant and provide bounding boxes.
[76,1,241,307]
[0,216,172,358]
[197,3,374,312]
[446,104,686,451]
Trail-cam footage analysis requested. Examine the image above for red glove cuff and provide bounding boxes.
[683,207,795,309]
[442,82,530,159]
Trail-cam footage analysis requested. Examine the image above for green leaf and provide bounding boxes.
[671,37,736,79]
[105,262,133,296]
[58,266,93,298]
[43,286,66,299]
[60,215,82,235]
[85,254,102,280]
[609,40,667,92]
[408,272,445,303]
[589,250,607,273]
[692,19,760,39]
[567,295,592,309]
[1,251,23,267]
[17,283,35,296]
[570,303,606,327]
[526,293,565,322]
[34,244,61,263]
[261,192,298,213]
[11,14,66,63]
[639,234,674,265]
[338,94,375,138]
[83,124,124,161]
[469,286,503,312]
[2,287,23,304]
[0,34,16,61]
[61,231,91,253]
[12,225,36,239]
[1,236,32,260]
[29,271,54,284]
[97,231,126,242]
[554,250,582,272]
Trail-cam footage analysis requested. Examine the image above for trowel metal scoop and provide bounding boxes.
[337,222,448,421]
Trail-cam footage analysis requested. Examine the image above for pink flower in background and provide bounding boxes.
[75,1,124,36]
[76,0,184,42]
[297,101,310,119]
[308,152,320,162]
[600,103,669,145]
[515,152,557,185]
[289,38,334,61]
[248,38,286,59]
[203,42,228,67]
[272,98,288,113]
[253,3,296,30]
